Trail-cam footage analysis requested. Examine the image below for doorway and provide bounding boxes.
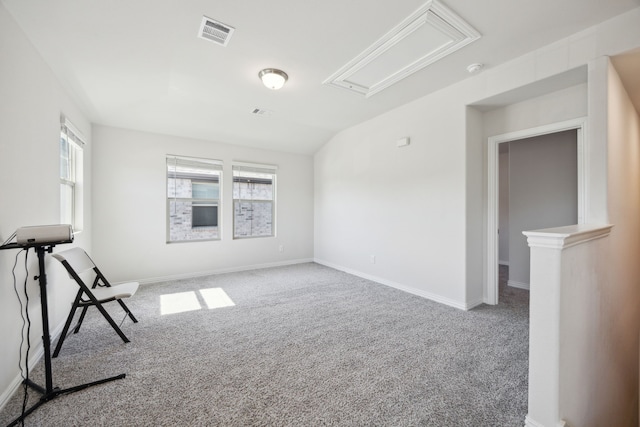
[485,118,587,304]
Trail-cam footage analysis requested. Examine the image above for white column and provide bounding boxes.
[523,224,612,427]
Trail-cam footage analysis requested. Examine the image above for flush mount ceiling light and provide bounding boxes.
[259,68,288,90]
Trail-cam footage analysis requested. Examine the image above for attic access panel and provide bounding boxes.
[323,0,481,97]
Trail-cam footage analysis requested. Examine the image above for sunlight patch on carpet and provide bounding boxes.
[160,288,235,315]
[160,291,201,315]
[200,287,235,309]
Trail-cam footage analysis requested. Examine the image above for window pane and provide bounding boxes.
[232,171,273,201]
[168,200,219,241]
[234,201,273,238]
[192,205,218,228]
[192,181,219,199]
[60,135,71,180]
[167,158,221,198]
[168,177,192,199]
[60,183,73,225]
[233,180,273,200]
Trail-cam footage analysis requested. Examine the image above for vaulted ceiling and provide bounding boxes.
[3,0,639,154]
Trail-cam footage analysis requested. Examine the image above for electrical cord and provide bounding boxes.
[22,248,31,426]
[2,231,17,247]
[11,248,30,427]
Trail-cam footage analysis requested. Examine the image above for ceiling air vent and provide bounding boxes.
[251,107,273,117]
[198,16,235,47]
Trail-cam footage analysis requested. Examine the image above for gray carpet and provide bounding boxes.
[0,263,528,426]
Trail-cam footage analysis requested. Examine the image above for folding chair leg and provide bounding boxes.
[53,310,76,358]
[116,299,138,323]
[53,290,84,358]
[73,306,90,334]
[93,301,131,343]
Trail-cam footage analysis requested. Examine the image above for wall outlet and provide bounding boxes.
[370,255,376,264]
[279,245,284,253]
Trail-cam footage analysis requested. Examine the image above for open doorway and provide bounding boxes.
[499,130,578,290]
[486,118,586,304]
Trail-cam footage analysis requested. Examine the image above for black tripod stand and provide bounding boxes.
[1,243,126,427]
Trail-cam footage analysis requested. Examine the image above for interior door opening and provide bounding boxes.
[498,131,578,293]
[486,118,586,305]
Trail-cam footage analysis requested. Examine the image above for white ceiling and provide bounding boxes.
[3,0,640,155]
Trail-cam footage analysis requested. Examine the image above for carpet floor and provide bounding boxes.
[0,263,529,426]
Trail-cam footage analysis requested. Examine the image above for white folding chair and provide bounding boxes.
[52,247,139,357]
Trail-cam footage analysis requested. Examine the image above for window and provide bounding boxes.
[60,116,85,231]
[167,156,222,242]
[232,163,276,239]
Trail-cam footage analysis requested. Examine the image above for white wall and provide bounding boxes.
[0,3,92,407]
[567,58,640,427]
[314,88,470,308]
[482,84,588,140]
[465,106,486,305]
[91,125,314,283]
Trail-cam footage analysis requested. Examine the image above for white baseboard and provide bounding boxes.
[525,415,545,427]
[314,258,477,311]
[524,414,567,427]
[136,258,315,285]
[508,279,530,290]
[465,298,485,310]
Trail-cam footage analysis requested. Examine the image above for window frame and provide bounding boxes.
[232,162,277,239]
[166,155,223,243]
[60,116,85,231]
